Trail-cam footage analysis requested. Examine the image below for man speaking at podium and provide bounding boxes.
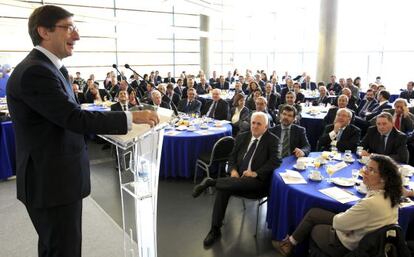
[6,5,159,257]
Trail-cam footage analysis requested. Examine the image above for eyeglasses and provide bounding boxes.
[363,166,379,174]
[53,24,78,34]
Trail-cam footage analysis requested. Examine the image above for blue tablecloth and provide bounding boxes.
[0,121,15,180]
[267,153,414,255]
[160,123,232,178]
[300,112,326,151]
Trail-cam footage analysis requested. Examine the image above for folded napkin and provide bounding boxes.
[331,161,348,172]
[279,170,307,184]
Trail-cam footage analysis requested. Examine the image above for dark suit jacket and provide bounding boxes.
[400,90,414,103]
[6,49,127,208]
[269,124,311,156]
[148,100,171,109]
[195,83,210,95]
[213,81,230,90]
[177,99,202,114]
[323,107,355,125]
[365,101,392,121]
[301,82,317,91]
[318,124,361,152]
[209,78,219,86]
[295,92,305,103]
[313,95,330,105]
[327,82,340,95]
[110,102,132,111]
[264,93,280,111]
[228,130,281,184]
[84,89,112,103]
[163,77,176,84]
[163,93,180,108]
[383,109,414,134]
[201,99,229,120]
[356,99,378,117]
[280,87,293,104]
[361,126,408,163]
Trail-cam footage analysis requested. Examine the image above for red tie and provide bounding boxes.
[395,114,401,130]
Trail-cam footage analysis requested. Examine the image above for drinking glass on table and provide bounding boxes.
[314,159,321,169]
[351,169,359,183]
[356,146,363,159]
[344,150,352,161]
[326,164,335,182]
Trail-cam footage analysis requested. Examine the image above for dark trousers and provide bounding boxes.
[211,177,267,228]
[26,200,83,257]
[292,208,349,257]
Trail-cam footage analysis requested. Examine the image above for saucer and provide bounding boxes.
[308,174,323,182]
[200,125,209,130]
[355,185,367,194]
[293,164,306,171]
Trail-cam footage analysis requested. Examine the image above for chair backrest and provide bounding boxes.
[209,136,235,164]
[344,224,412,257]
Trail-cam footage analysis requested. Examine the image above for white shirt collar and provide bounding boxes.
[34,45,63,69]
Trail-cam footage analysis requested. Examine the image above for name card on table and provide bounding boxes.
[280,170,307,184]
[319,187,360,204]
[331,161,348,172]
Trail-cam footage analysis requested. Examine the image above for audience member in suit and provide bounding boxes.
[182,76,197,99]
[128,90,140,108]
[269,105,311,158]
[140,82,155,104]
[163,72,176,84]
[361,112,409,163]
[209,70,219,86]
[164,83,181,108]
[72,83,85,104]
[334,88,358,112]
[356,89,378,117]
[107,76,120,100]
[225,71,235,84]
[278,92,302,122]
[110,90,131,111]
[201,88,229,120]
[129,74,142,97]
[174,78,184,96]
[327,75,340,95]
[399,81,414,103]
[149,90,171,109]
[318,108,361,152]
[255,73,266,92]
[293,82,305,103]
[365,90,392,121]
[6,6,160,257]
[137,74,149,97]
[264,82,280,112]
[346,78,360,101]
[246,90,262,111]
[177,88,201,115]
[232,81,246,98]
[301,75,317,91]
[229,93,250,136]
[280,78,294,104]
[246,81,262,103]
[381,99,414,134]
[270,76,282,93]
[239,75,249,94]
[323,95,355,125]
[195,76,212,95]
[84,83,111,103]
[154,70,162,84]
[214,75,229,90]
[313,85,330,106]
[192,112,281,247]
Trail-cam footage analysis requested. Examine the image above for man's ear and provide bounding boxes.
[37,26,50,42]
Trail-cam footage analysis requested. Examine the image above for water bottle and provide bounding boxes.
[139,160,149,182]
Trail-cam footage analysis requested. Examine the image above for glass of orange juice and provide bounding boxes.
[326,165,335,182]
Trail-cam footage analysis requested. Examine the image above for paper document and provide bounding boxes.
[331,161,348,172]
[279,170,307,184]
[319,187,360,204]
[164,130,182,136]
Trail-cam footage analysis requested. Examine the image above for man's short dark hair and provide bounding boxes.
[28,5,73,46]
[281,104,297,117]
[379,90,390,100]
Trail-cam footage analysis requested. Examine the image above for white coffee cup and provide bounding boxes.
[296,160,306,169]
[403,177,410,186]
[361,156,370,164]
[310,170,321,180]
[400,167,411,177]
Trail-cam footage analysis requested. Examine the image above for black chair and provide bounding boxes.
[193,136,235,183]
[237,194,268,237]
[342,224,412,257]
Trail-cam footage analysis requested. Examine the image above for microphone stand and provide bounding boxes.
[124,64,179,116]
[112,64,135,96]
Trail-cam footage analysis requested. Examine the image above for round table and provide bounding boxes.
[266,152,414,255]
[0,121,15,180]
[300,107,328,151]
[160,123,232,178]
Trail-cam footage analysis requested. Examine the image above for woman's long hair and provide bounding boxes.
[370,154,402,208]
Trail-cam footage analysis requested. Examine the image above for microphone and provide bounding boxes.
[125,63,178,116]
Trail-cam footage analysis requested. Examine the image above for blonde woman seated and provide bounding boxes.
[273,154,402,257]
[229,93,249,136]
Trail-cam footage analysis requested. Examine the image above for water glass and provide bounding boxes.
[351,169,359,182]
[344,150,352,161]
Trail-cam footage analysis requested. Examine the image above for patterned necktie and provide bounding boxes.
[123,104,128,111]
[59,65,76,102]
[395,114,401,130]
[208,102,217,118]
[240,139,258,172]
[337,128,344,142]
[282,128,290,157]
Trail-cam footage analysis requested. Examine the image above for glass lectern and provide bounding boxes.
[100,106,173,257]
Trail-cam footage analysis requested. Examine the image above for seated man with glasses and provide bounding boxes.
[192,112,281,247]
